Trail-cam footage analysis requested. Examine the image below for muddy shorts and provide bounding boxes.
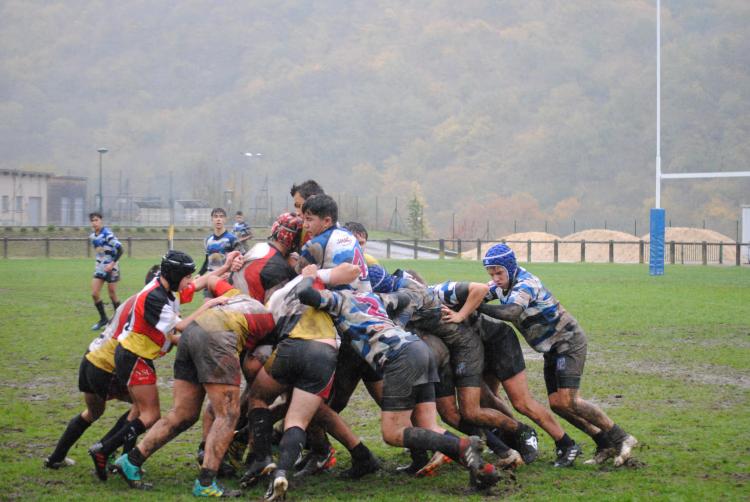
[424,321,484,388]
[543,330,588,394]
[479,315,526,382]
[78,356,126,400]
[328,340,383,413]
[265,338,337,399]
[382,340,439,412]
[93,262,120,283]
[173,322,241,386]
[420,333,454,399]
[114,345,156,387]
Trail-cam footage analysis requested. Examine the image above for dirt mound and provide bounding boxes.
[640,227,737,264]
[461,232,560,261]
[561,229,641,263]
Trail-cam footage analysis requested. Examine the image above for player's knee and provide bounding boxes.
[381,427,402,447]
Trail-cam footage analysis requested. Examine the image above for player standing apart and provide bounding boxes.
[89,212,123,330]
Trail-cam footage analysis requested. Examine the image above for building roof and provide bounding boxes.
[177,199,211,209]
[134,200,166,209]
[0,169,53,178]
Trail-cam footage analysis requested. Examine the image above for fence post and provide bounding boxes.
[45,237,50,258]
[439,239,445,259]
[413,239,418,259]
[386,239,391,259]
[580,240,586,263]
[719,242,723,265]
[476,239,481,261]
[736,243,741,266]
[3,237,7,258]
[127,237,132,258]
[456,238,462,259]
[554,240,559,263]
[669,241,675,264]
[639,240,644,264]
[609,240,614,263]
[701,241,707,265]
[527,240,532,262]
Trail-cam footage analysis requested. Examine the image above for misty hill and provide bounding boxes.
[1,1,748,236]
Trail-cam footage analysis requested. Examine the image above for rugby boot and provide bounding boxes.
[514,424,539,464]
[114,453,152,489]
[91,318,109,331]
[192,479,242,497]
[584,445,617,465]
[264,470,289,501]
[43,457,75,469]
[494,448,524,470]
[395,449,428,475]
[613,434,638,467]
[239,455,276,488]
[458,436,500,489]
[88,442,108,481]
[553,442,583,467]
[340,451,381,479]
[415,451,452,477]
[293,446,336,478]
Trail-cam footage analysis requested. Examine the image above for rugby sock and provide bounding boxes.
[199,468,217,487]
[94,300,107,322]
[403,427,460,461]
[484,428,511,455]
[555,433,575,451]
[278,426,306,471]
[457,419,482,436]
[49,413,91,462]
[112,300,121,313]
[100,418,146,456]
[100,411,129,444]
[605,424,628,445]
[127,446,146,467]
[349,442,371,463]
[249,408,273,458]
[593,430,614,449]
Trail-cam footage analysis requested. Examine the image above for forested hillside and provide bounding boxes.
[1,1,748,236]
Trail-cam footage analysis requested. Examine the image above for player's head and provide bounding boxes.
[160,250,196,292]
[145,264,160,284]
[235,210,244,221]
[270,212,303,254]
[368,265,399,293]
[344,221,368,248]
[89,212,103,231]
[211,208,227,229]
[301,194,337,237]
[483,243,517,290]
[290,180,325,214]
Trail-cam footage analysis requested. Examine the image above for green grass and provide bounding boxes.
[0,259,748,500]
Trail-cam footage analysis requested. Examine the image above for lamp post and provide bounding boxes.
[97,147,108,214]
[243,152,263,222]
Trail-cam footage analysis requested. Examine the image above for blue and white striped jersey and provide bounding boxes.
[90,227,122,265]
[298,226,371,292]
[485,266,577,353]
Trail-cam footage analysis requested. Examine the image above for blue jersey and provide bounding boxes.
[233,221,251,238]
[485,267,577,353]
[90,227,122,266]
[429,280,470,311]
[204,231,238,270]
[298,226,371,292]
[316,289,418,369]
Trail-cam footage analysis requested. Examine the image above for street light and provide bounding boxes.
[97,147,108,214]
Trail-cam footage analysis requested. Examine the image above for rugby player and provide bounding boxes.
[232,211,253,254]
[343,221,379,265]
[296,280,501,490]
[88,212,124,330]
[478,244,638,467]
[113,275,275,497]
[200,208,239,276]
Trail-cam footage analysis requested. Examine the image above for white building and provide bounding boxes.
[0,169,52,226]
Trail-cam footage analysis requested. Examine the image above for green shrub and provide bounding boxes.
[136,227,145,233]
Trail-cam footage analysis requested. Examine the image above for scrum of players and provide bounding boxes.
[45,179,638,499]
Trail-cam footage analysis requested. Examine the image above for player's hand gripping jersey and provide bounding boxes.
[117,278,183,360]
[484,266,579,353]
[90,226,123,276]
[303,288,419,370]
[297,226,371,292]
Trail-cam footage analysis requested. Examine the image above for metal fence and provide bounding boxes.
[2,236,748,266]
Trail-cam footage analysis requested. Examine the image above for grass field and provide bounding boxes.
[0,258,748,501]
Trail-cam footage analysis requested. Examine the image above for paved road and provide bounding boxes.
[366,240,442,260]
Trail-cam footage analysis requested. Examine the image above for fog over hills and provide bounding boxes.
[2,1,748,236]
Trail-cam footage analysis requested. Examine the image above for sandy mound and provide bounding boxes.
[461,232,560,261]
[560,229,641,263]
[640,227,736,264]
